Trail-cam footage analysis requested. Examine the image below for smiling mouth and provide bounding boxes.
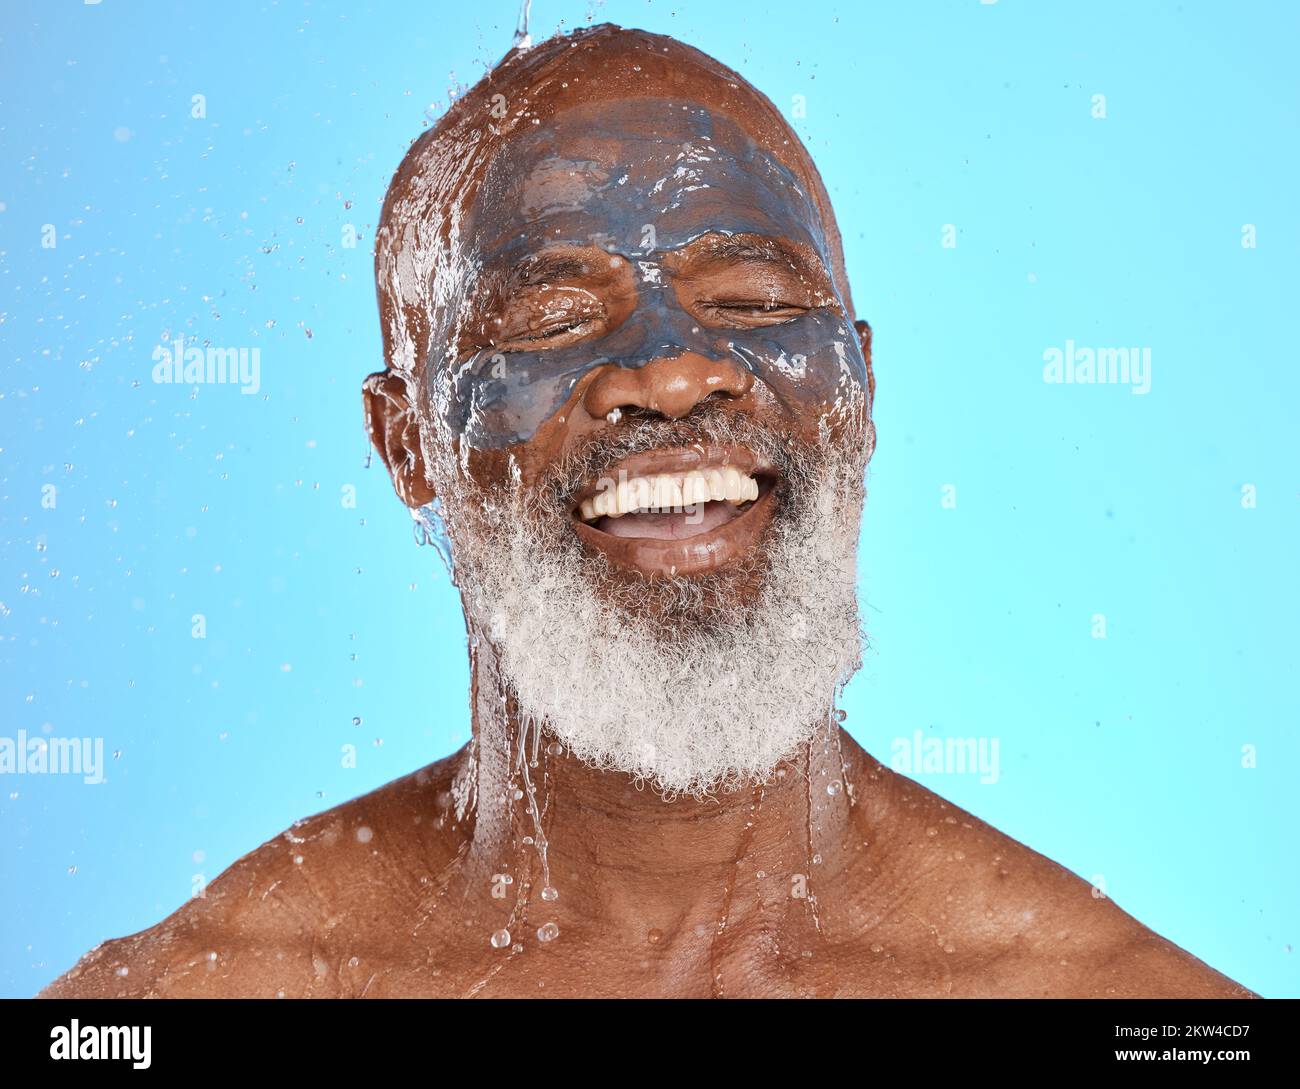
[570,445,778,576]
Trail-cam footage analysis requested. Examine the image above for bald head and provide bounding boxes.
[374,23,855,383]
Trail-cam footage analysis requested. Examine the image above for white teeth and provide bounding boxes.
[578,466,762,522]
[723,471,741,502]
[632,476,652,512]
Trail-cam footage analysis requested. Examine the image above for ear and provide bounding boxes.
[362,370,436,509]
[854,319,875,412]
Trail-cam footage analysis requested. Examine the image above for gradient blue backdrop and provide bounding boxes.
[1,0,1296,998]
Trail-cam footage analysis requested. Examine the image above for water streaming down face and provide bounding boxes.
[379,30,874,797]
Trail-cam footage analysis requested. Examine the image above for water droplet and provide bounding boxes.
[540,885,558,902]
[647,928,663,945]
[490,929,511,949]
[537,922,559,943]
[826,780,842,796]
[115,965,129,977]
[355,826,373,844]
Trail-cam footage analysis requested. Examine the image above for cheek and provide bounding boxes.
[439,380,591,503]
[726,310,870,425]
[443,347,600,451]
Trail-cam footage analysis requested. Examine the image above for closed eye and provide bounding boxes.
[696,299,810,327]
[494,317,599,351]
[487,287,607,352]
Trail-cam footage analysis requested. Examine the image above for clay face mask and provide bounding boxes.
[427,97,870,449]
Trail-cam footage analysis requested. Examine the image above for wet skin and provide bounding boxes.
[40,730,1255,998]
[43,28,1254,999]
[420,94,873,578]
[443,98,865,449]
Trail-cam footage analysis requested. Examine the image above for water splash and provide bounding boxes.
[515,716,557,922]
[412,498,455,580]
[829,702,856,807]
[803,740,824,935]
[514,0,533,50]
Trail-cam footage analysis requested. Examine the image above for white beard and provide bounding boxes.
[433,415,867,799]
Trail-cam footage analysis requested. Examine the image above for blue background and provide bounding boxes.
[1,0,1295,998]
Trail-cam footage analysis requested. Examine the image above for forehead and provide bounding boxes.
[467,97,829,264]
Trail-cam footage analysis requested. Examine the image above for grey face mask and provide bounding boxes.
[429,98,869,449]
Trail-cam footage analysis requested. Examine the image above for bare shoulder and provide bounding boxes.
[860,763,1256,998]
[39,753,467,998]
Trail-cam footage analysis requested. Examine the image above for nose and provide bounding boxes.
[582,352,753,421]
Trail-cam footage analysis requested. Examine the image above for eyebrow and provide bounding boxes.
[695,234,827,281]
[708,236,788,262]
[514,252,593,286]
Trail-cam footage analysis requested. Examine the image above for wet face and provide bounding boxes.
[413,96,872,595]
[367,77,874,794]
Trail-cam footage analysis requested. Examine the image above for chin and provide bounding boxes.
[577,530,780,641]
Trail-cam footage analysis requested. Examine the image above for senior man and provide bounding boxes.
[44,24,1251,999]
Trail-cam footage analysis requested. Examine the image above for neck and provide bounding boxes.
[450,626,879,965]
